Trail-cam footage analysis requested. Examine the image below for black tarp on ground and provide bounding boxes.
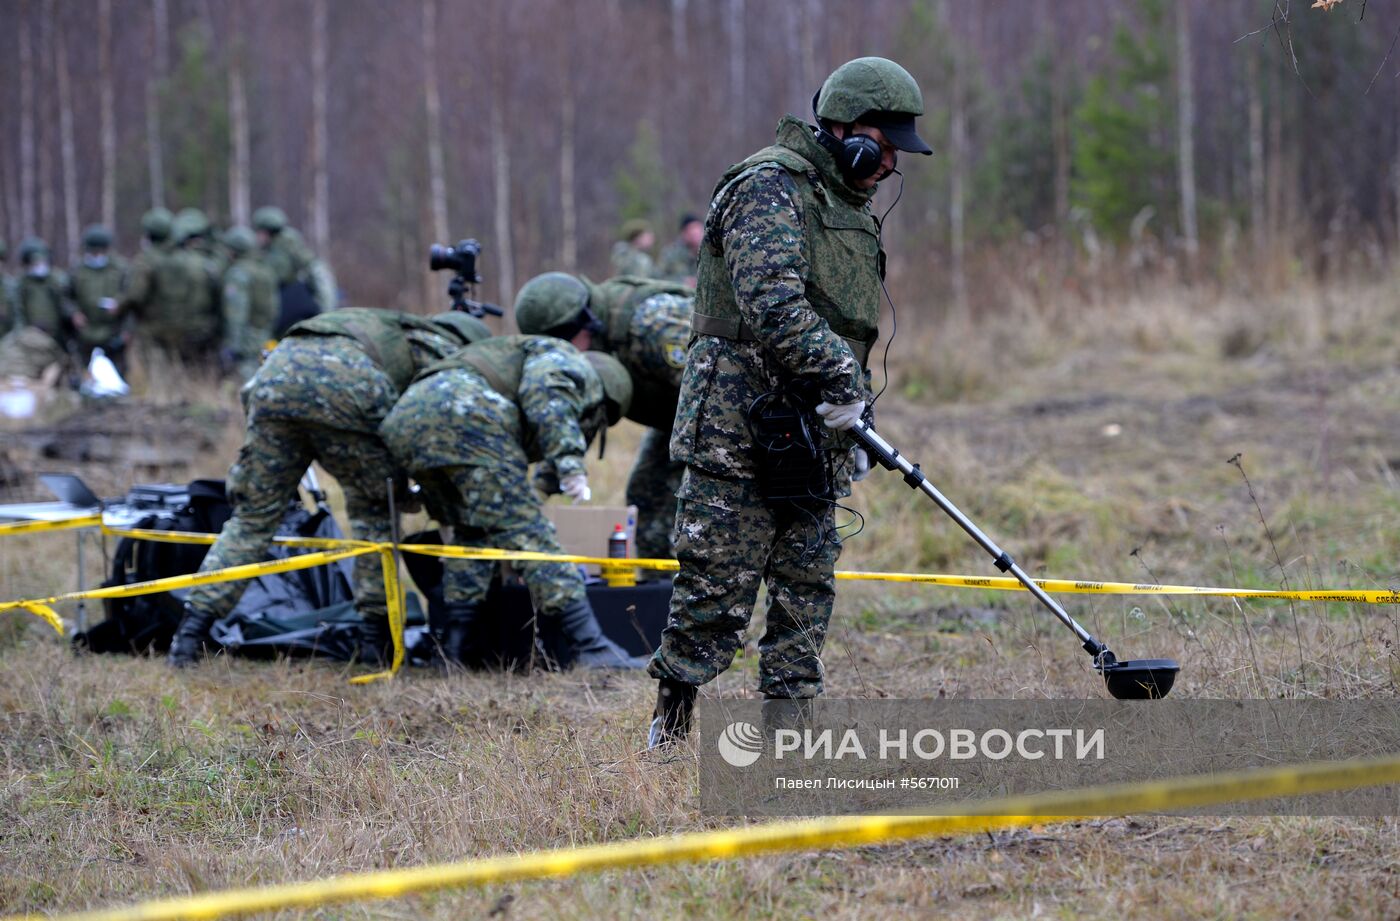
[74,491,669,665]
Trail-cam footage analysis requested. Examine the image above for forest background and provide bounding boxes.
[1,0,1395,315]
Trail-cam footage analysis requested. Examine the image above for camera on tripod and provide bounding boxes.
[428,238,503,318]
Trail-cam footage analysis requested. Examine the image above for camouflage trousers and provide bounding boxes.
[186,417,395,623]
[413,463,586,617]
[626,425,685,560]
[647,467,841,698]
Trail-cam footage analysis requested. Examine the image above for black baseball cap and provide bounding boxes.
[858,111,933,155]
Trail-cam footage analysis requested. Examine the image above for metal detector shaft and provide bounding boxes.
[850,420,1112,661]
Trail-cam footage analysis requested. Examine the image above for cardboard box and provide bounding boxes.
[543,503,638,573]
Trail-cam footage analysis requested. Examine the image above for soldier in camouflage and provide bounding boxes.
[609,219,656,279]
[65,225,130,371]
[121,209,219,359]
[167,308,488,668]
[219,226,280,382]
[0,240,17,334]
[647,58,932,746]
[253,206,338,325]
[117,208,175,349]
[654,214,703,286]
[13,237,73,350]
[379,335,642,670]
[514,271,693,560]
[166,209,225,359]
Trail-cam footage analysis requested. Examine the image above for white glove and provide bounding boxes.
[815,399,866,431]
[561,473,592,503]
[852,447,871,482]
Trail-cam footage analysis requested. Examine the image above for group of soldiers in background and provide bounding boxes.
[0,205,336,383]
[609,214,703,288]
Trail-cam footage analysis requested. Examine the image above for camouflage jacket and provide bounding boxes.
[16,272,73,340]
[384,335,603,477]
[670,115,882,479]
[0,274,17,333]
[264,228,336,307]
[585,276,693,430]
[67,258,129,347]
[610,240,655,279]
[221,255,279,359]
[656,239,698,284]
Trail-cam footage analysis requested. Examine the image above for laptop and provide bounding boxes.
[39,473,103,509]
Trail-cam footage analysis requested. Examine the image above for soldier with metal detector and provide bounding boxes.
[166,241,498,668]
[646,57,933,746]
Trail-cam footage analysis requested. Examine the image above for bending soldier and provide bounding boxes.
[167,308,489,667]
[514,272,692,561]
[379,335,641,670]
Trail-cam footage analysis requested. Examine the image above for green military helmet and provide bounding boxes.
[83,224,113,250]
[619,218,652,242]
[817,57,925,121]
[252,206,288,233]
[142,207,174,242]
[19,236,50,264]
[223,225,257,254]
[514,272,589,335]
[431,310,493,346]
[584,351,632,425]
[174,208,211,243]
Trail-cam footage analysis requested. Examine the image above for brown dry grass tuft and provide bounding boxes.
[4,278,1400,917]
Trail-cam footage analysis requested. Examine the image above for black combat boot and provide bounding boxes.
[166,602,218,668]
[439,600,485,668]
[358,616,393,666]
[648,678,697,749]
[538,598,647,670]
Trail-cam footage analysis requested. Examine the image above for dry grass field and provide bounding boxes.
[3,278,1400,918]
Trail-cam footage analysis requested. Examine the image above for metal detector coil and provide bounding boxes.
[850,419,1180,699]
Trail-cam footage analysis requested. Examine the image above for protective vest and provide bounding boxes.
[70,261,128,346]
[589,276,691,348]
[287,308,446,394]
[416,335,603,462]
[17,275,67,337]
[415,333,536,398]
[692,116,883,366]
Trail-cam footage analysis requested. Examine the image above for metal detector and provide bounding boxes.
[851,420,1179,699]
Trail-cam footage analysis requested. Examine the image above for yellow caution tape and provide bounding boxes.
[831,570,1400,604]
[24,753,1400,921]
[0,513,102,536]
[0,546,375,616]
[347,546,407,685]
[100,525,374,551]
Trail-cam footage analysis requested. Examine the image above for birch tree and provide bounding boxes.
[1176,0,1199,258]
[56,7,80,260]
[19,0,36,235]
[309,0,330,253]
[99,0,117,230]
[147,0,169,208]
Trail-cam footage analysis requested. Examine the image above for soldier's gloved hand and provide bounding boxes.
[561,474,592,504]
[815,399,866,431]
[852,447,871,482]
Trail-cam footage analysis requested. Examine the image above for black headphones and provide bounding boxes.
[812,92,884,183]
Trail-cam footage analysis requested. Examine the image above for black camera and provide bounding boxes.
[428,239,482,281]
[428,237,502,317]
